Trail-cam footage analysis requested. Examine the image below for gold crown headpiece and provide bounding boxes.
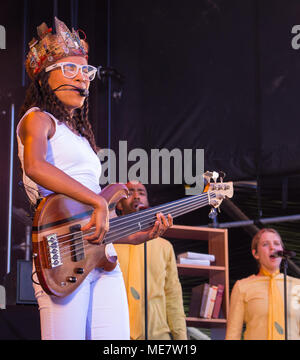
[25,17,88,80]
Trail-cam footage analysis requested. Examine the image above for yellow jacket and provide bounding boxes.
[226,273,300,340]
[114,237,187,340]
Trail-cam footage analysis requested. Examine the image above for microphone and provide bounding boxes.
[97,66,125,83]
[273,250,296,258]
[53,84,89,97]
[77,88,89,97]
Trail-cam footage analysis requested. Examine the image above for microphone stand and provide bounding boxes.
[282,256,288,340]
[144,241,148,340]
[281,253,300,341]
[136,205,148,340]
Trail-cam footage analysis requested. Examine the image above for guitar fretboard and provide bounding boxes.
[103,191,216,245]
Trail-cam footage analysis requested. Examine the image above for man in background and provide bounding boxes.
[114,181,187,340]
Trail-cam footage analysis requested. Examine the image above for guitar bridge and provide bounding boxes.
[46,233,63,268]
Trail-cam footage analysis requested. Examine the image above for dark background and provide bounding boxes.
[1,0,300,339]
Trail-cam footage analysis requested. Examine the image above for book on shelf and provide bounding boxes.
[178,251,215,262]
[202,285,218,319]
[188,282,225,320]
[199,283,211,318]
[188,284,206,317]
[178,258,210,266]
[212,284,225,319]
[197,283,224,319]
[177,251,215,266]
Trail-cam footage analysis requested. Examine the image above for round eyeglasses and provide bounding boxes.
[45,62,97,81]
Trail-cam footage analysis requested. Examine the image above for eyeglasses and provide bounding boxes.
[45,62,97,81]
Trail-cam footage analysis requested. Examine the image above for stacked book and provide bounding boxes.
[188,283,224,319]
[177,251,215,266]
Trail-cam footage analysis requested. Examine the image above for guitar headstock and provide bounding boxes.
[203,171,234,209]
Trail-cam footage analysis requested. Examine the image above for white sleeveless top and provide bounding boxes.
[16,107,102,204]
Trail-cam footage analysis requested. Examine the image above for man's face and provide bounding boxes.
[117,182,149,215]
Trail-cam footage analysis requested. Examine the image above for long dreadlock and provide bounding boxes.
[19,71,98,153]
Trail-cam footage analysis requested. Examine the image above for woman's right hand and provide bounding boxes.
[81,195,109,243]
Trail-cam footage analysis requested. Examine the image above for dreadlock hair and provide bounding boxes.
[19,71,98,153]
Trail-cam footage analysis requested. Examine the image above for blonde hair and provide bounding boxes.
[251,228,284,254]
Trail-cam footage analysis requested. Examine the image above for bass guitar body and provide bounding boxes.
[32,183,128,297]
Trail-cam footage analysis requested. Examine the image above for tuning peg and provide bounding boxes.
[219,171,226,182]
[203,171,213,183]
[212,171,219,183]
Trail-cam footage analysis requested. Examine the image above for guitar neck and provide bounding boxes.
[103,191,216,245]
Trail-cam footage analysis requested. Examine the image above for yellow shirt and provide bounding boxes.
[114,238,187,340]
[226,274,300,340]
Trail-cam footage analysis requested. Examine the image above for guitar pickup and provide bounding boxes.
[69,224,85,262]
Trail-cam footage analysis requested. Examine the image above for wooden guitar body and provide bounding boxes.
[32,183,128,297]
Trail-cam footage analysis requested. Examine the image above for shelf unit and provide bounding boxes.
[165,225,229,333]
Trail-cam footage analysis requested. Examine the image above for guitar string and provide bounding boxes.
[51,202,207,263]
[55,194,211,251]
[54,192,213,247]
[51,191,211,242]
[51,199,213,262]
[54,199,210,260]
[56,200,206,258]
[51,195,215,261]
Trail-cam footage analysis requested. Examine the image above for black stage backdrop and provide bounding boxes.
[1,0,300,306]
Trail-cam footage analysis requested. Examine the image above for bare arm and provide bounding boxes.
[18,111,108,242]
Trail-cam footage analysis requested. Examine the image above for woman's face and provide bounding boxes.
[252,231,284,274]
[47,56,90,112]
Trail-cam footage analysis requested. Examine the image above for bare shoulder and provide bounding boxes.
[19,110,55,141]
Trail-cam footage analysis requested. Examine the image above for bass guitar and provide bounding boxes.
[32,174,233,297]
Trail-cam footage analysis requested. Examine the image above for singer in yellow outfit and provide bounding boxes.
[114,181,187,340]
[226,228,300,340]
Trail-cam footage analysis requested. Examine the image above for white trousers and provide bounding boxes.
[33,265,130,340]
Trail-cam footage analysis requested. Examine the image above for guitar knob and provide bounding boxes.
[75,268,84,274]
[67,276,77,283]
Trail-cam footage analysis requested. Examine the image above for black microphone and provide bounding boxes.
[53,84,89,97]
[273,250,296,258]
[97,66,125,83]
[77,88,89,97]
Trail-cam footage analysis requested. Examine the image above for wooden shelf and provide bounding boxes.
[186,317,227,328]
[165,224,229,338]
[177,264,226,277]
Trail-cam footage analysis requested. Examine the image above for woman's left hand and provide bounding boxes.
[116,213,173,245]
